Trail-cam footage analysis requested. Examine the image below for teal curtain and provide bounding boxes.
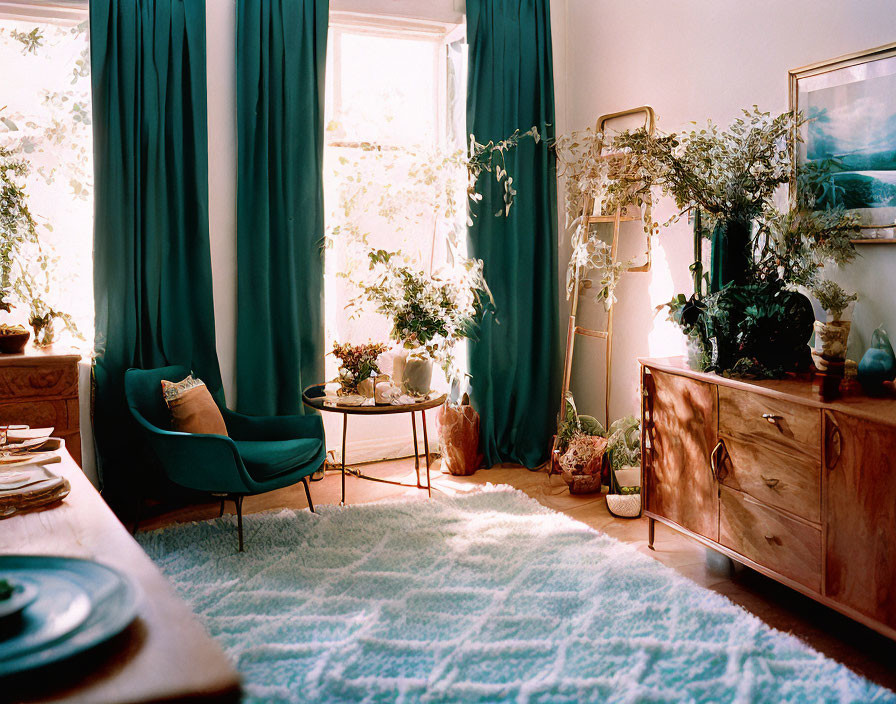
[466,0,559,468]
[235,0,328,416]
[91,0,222,492]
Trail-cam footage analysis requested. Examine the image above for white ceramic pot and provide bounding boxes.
[402,356,433,396]
[813,320,850,360]
[614,466,641,489]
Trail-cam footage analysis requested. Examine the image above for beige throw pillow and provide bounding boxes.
[161,375,228,436]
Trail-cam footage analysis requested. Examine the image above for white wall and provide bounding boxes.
[563,0,896,423]
[207,0,238,406]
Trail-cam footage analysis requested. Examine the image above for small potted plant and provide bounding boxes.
[331,341,387,397]
[559,432,608,495]
[810,279,857,369]
[606,415,642,518]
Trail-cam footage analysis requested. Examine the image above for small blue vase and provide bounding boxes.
[858,326,896,394]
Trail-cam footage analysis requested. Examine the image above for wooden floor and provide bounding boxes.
[138,457,896,692]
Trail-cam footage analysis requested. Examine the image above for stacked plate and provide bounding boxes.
[0,556,139,676]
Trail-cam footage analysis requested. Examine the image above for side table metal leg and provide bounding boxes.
[411,412,421,487]
[648,516,655,550]
[421,409,431,498]
[341,414,348,506]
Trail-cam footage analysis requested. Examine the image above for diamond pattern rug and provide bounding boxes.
[137,486,895,703]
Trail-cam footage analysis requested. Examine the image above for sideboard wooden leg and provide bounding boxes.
[648,516,655,550]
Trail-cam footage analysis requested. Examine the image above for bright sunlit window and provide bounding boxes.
[323,18,467,385]
[0,14,93,350]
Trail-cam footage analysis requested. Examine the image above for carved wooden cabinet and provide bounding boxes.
[641,357,896,640]
[0,347,81,465]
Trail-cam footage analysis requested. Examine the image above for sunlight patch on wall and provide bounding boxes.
[647,235,686,359]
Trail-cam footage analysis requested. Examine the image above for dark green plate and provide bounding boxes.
[0,556,139,677]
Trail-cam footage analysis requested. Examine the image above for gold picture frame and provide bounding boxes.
[790,41,896,244]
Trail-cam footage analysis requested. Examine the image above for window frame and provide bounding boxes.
[326,12,464,150]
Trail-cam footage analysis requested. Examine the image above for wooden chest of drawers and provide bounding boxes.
[641,356,896,640]
[0,347,81,465]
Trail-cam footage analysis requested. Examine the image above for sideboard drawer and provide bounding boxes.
[719,486,821,591]
[720,438,821,523]
[0,363,78,399]
[0,399,69,430]
[719,386,820,461]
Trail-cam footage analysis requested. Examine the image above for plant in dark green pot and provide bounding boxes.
[614,109,800,292]
[613,107,860,377]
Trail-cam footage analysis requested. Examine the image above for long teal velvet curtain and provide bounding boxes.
[466,0,559,468]
[91,0,222,490]
[235,0,328,416]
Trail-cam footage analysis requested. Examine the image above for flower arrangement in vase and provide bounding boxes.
[331,341,387,397]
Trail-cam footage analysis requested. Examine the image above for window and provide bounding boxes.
[0,11,93,350]
[323,15,466,461]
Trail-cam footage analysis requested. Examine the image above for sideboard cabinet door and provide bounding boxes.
[645,369,719,541]
[825,411,896,629]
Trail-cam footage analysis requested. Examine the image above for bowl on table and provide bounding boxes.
[0,327,30,354]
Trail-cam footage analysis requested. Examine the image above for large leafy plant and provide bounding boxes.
[356,250,490,381]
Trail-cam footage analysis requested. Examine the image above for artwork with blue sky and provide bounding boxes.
[806,71,896,211]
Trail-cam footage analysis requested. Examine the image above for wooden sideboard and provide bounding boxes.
[0,347,81,466]
[641,356,896,640]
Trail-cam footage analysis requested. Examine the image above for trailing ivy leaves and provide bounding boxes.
[468,126,541,218]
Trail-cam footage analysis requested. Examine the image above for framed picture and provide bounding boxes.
[790,42,896,243]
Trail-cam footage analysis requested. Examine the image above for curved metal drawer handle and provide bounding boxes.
[710,441,723,481]
[761,475,780,489]
[761,413,782,425]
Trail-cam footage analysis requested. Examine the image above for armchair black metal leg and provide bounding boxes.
[234,495,244,552]
[219,498,226,517]
[301,477,315,513]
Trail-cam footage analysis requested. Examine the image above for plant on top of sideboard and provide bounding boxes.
[607,107,861,377]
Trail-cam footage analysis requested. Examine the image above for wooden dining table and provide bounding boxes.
[1,447,241,703]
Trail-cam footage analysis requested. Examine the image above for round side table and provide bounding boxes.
[301,384,447,504]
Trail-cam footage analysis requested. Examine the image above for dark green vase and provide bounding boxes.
[710,217,752,293]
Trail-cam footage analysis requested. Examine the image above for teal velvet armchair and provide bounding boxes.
[124,365,326,550]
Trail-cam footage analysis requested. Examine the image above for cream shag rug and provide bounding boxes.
[137,486,895,704]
